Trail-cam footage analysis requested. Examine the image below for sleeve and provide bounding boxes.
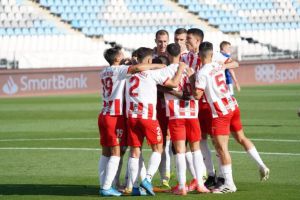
[116,65,130,80]
[212,51,230,64]
[150,65,177,85]
[195,71,207,91]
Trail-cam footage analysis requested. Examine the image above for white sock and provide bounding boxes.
[165,140,171,175]
[146,152,161,182]
[128,157,139,188]
[99,155,109,189]
[200,140,215,177]
[185,151,197,179]
[220,164,234,186]
[126,158,133,189]
[192,150,205,186]
[216,154,224,178]
[139,154,146,181]
[113,156,123,187]
[102,156,121,190]
[247,147,266,169]
[176,153,186,189]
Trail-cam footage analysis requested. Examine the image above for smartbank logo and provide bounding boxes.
[2,74,87,95]
[255,64,300,83]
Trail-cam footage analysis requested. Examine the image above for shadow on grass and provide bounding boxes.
[0,184,99,196]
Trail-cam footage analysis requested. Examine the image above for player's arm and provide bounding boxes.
[163,62,186,88]
[229,69,241,91]
[157,85,190,100]
[127,63,165,74]
[222,60,239,69]
[193,71,206,100]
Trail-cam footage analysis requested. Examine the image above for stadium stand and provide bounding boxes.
[0,0,299,68]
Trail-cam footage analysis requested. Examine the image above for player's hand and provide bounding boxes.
[186,67,195,77]
[178,62,187,71]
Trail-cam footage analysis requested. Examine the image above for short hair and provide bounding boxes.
[136,47,153,63]
[155,29,169,39]
[220,41,231,51]
[175,28,187,35]
[152,55,170,65]
[199,42,213,58]
[187,28,204,41]
[103,46,122,65]
[131,49,138,58]
[167,43,181,57]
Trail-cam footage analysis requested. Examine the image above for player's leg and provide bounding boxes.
[99,147,110,190]
[187,119,210,193]
[185,145,197,191]
[169,119,187,195]
[211,114,237,193]
[139,119,164,196]
[98,114,122,196]
[231,107,269,181]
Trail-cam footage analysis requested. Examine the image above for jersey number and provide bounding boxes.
[215,74,228,93]
[129,76,140,97]
[101,77,113,97]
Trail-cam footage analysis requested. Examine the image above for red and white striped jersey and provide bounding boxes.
[100,65,130,116]
[163,64,199,119]
[195,62,236,118]
[125,67,172,120]
[181,51,230,72]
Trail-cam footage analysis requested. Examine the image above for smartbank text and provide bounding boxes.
[20,74,87,91]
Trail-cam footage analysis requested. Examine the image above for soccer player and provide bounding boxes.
[194,42,239,193]
[219,41,240,95]
[162,43,210,195]
[153,30,169,57]
[98,46,165,196]
[174,28,188,56]
[126,47,186,196]
[153,29,172,189]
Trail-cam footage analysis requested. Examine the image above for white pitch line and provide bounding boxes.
[1,137,300,143]
[0,147,299,156]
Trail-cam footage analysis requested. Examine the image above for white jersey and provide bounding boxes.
[163,64,198,119]
[100,65,130,116]
[181,51,230,72]
[195,62,236,118]
[125,67,172,120]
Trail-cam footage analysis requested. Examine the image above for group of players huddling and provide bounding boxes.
[97,28,270,196]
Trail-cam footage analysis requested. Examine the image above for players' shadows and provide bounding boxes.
[0,184,99,196]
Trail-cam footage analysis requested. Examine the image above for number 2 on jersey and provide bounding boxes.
[101,77,113,97]
[215,74,228,93]
[129,76,140,97]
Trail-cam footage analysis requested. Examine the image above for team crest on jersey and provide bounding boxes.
[116,129,124,144]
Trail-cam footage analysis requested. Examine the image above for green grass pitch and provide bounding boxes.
[0,84,300,200]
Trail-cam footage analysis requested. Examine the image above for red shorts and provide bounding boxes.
[127,118,163,147]
[230,107,243,132]
[168,118,201,142]
[198,102,212,139]
[211,111,234,136]
[98,113,127,147]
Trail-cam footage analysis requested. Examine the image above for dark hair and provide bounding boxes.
[103,46,122,65]
[199,42,213,57]
[187,28,204,41]
[220,41,231,51]
[155,29,169,39]
[167,43,181,57]
[175,28,187,35]
[132,49,138,58]
[152,55,170,65]
[136,47,153,62]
